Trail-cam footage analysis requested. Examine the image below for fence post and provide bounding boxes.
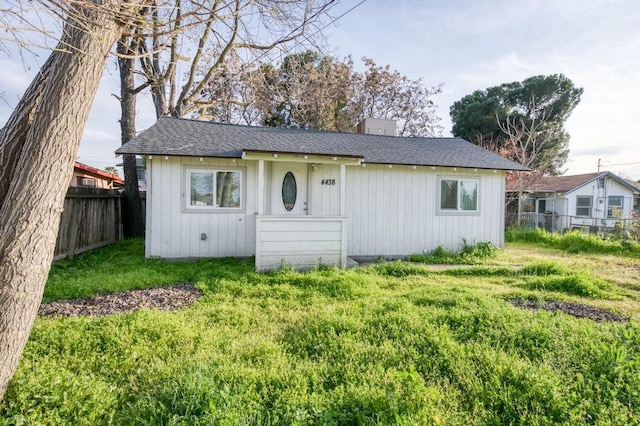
[53,187,122,261]
[65,197,78,258]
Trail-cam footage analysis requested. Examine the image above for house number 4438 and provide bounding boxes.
[321,179,336,185]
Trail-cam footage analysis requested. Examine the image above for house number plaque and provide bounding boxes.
[321,179,336,185]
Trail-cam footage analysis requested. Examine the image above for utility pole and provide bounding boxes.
[597,158,602,173]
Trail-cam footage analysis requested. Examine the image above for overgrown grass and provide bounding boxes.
[2,239,640,424]
[44,239,255,302]
[407,241,499,264]
[506,227,640,256]
[440,260,617,299]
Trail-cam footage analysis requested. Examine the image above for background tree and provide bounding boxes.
[353,57,443,136]
[497,98,557,225]
[249,50,357,131]
[104,166,119,176]
[194,51,259,124]
[0,0,152,400]
[450,74,583,174]
[117,1,339,235]
[233,53,443,136]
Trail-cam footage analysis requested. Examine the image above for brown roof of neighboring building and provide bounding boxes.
[74,162,124,185]
[625,179,640,190]
[507,171,640,194]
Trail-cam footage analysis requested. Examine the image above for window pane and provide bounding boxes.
[190,172,214,206]
[281,171,297,211]
[576,197,591,217]
[460,180,478,211]
[577,197,591,207]
[538,199,546,213]
[441,180,458,209]
[216,171,241,208]
[609,196,623,207]
[608,196,623,218]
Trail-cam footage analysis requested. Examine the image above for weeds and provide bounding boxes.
[407,241,498,265]
[506,228,640,256]
[1,240,640,424]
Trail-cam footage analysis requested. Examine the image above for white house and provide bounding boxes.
[116,117,527,271]
[508,172,640,232]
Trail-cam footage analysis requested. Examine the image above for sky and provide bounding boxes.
[1,0,639,179]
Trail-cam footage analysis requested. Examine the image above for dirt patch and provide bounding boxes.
[507,299,628,323]
[39,283,201,318]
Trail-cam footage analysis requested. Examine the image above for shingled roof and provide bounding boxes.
[116,116,528,171]
[507,171,640,194]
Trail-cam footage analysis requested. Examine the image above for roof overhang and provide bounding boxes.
[241,149,363,165]
[74,162,124,184]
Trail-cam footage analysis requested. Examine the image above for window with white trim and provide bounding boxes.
[608,196,623,218]
[440,178,478,212]
[187,168,242,210]
[77,176,97,188]
[575,196,592,217]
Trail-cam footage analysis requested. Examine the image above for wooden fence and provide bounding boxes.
[53,187,122,261]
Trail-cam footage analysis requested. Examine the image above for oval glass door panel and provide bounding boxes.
[282,171,297,211]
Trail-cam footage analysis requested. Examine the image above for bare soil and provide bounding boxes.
[38,282,628,323]
[39,283,201,318]
[507,299,628,323]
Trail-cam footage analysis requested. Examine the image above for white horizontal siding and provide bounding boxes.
[346,165,506,256]
[256,216,346,271]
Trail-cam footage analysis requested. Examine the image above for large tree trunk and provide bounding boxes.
[0,1,145,400]
[118,36,145,237]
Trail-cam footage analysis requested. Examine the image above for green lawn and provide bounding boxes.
[2,237,640,424]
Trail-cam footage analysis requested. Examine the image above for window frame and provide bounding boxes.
[184,166,245,213]
[77,176,97,188]
[607,195,623,218]
[437,176,480,215]
[575,196,592,217]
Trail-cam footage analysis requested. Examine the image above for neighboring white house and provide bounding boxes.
[507,171,640,232]
[116,117,527,271]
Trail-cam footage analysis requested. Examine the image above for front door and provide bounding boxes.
[271,162,308,215]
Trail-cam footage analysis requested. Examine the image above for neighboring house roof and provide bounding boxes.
[74,162,124,185]
[625,179,640,191]
[507,171,640,194]
[116,116,528,171]
[116,157,145,168]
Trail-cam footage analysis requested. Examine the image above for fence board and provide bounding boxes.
[53,187,122,261]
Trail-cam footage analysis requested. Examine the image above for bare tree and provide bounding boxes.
[116,0,338,235]
[117,32,147,237]
[0,0,151,400]
[497,96,555,226]
[241,53,443,135]
[354,57,443,137]
[132,0,338,118]
[0,2,52,56]
[192,51,262,124]
[249,51,357,130]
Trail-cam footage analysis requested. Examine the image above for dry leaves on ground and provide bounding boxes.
[508,299,628,323]
[39,283,201,318]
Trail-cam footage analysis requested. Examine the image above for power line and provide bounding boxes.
[608,161,640,167]
[598,158,640,172]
